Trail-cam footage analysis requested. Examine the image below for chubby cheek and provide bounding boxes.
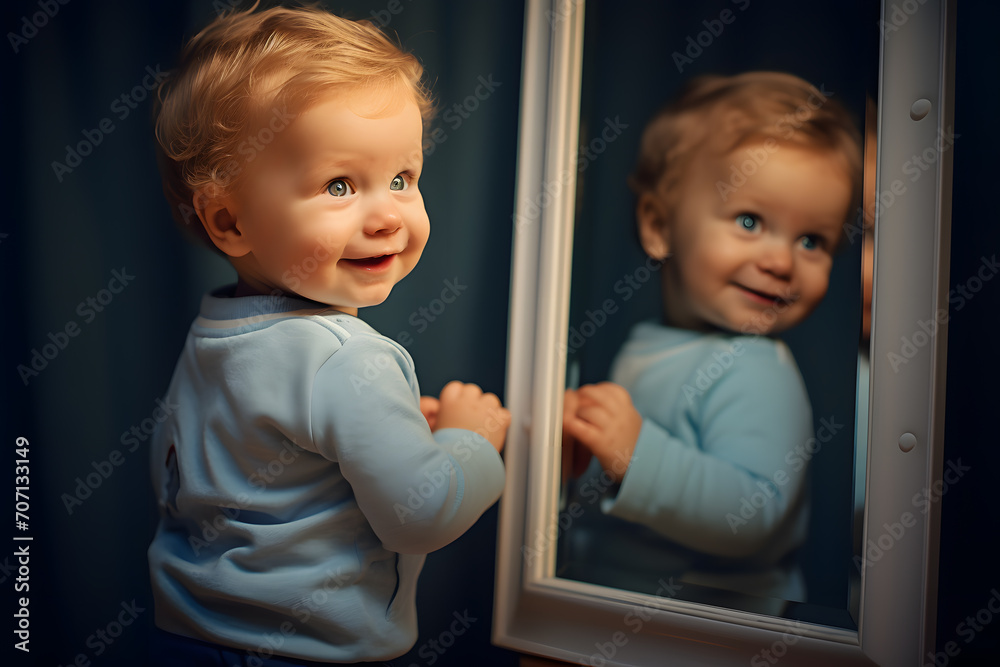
[251,217,344,287]
[410,224,430,259]
[682,245,732,294]
[285,237,347,286]
[802,261,831,309]
[404,208,431,257]
[783,268,830,329]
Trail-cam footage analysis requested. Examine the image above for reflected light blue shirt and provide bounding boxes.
[607,322,812,564]
[568,322,813,602]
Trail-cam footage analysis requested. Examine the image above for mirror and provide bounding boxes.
[555,0,875,631]
[494,0,954,665]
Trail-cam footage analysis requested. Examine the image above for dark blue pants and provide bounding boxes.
[149,628,397,667]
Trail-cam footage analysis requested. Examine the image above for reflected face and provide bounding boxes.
[861,119,878,341]
[649,141,852,335]
[227,88,429,315]
[862,229,874,340]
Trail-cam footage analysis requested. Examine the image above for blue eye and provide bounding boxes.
[736,213,760,232]
[327,179,355,197]
[800,235,821,251]
[390,174,408,191]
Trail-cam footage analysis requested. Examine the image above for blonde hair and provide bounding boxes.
[154,3,434,251]
[630,71,862,222]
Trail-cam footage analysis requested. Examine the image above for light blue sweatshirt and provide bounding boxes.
[148,288,505,663]
[607,322,812,563]
[564,322,813,602]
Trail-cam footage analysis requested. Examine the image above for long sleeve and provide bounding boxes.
[149,291,506,662]
[307,332,505,554]
[606,331,813,562]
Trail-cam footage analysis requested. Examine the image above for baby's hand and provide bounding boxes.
[561,388,592,480]
[433,381,510,453]
[562,382,642,483]
[419,396,440,430]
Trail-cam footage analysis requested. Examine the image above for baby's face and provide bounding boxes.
[225,87,429,314]
[652,141,852,335]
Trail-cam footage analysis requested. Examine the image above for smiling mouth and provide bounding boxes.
[736,284,797,305]
[342,254,397,271]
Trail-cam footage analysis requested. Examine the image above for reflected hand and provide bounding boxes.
[562,389,593,480]
[562,382,642,484]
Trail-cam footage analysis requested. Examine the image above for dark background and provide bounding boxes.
[1,1,997,665]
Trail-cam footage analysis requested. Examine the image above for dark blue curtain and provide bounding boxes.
[2,1,521,665]
[2,0,998,665]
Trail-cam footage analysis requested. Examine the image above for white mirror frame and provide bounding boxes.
[494,1,956,665]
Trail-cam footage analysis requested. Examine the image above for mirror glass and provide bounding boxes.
[555,0,878,630]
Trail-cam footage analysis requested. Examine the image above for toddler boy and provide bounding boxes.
[148,6,508,664]
[563,72,861,601]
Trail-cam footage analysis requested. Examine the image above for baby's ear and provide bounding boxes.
[194,188,252,258]
[636,191,671,260]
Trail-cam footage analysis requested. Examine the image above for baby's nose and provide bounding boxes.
[365,198,402,235]
[757,240,793,277]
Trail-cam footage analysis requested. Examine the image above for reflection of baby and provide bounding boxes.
[147,6,508,665]
[563,72,861,599]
